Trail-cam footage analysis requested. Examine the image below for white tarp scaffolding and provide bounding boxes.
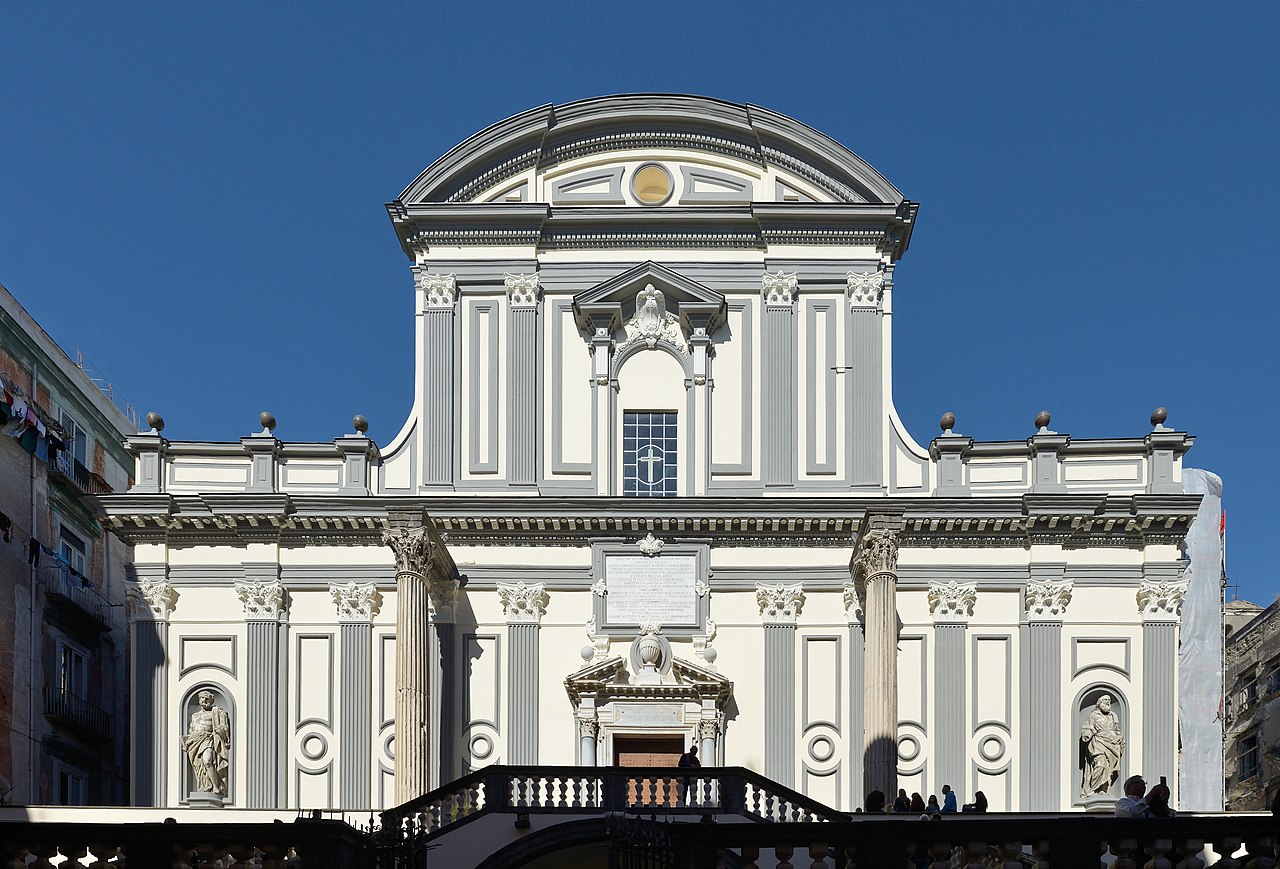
[1178,468,1225,810]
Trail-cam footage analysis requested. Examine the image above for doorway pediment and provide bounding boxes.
[573,262,726,336]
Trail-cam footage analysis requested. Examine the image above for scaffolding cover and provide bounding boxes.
[1178,468,1224,810]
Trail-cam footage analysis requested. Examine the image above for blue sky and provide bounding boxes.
[2,3,1276,603]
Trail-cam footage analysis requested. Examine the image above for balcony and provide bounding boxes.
[42,687,112,742]
[41,565,112,632]
[48,450,112,496]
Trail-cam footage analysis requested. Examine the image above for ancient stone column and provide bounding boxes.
[384,516,457,804]
[852,514,902,802]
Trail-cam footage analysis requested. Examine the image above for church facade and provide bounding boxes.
[96,95,1206,816]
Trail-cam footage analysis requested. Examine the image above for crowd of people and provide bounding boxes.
[860,784,988,817]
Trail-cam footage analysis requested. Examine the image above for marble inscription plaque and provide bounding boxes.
[614,704,683,727]
[606,555,697,625]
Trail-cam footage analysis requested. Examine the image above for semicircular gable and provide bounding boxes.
[398,94,903,206]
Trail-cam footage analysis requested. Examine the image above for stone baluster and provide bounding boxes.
[1146,838,1175,869]
[806,843,829,869]
[1030,840,1052,869]
[1210,837,1243,868]
[775,844,795,869]
[383,511,459,804]
[929,840,953,869]
[998,842,1025,869]
[740,846,760,868]
[1175,839,1206,869]
[1245,840,1277,869]
[1112,839,1140,869]
[964,841,989,868]
[852,511,903,799]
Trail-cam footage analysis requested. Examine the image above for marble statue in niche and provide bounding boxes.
[1079,692,1125,796]
[184,689,231,802]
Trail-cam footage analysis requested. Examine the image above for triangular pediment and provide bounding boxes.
[574,262,726,334]
[565,655,732,706]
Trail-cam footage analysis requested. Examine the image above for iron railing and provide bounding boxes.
[41,564,111,629]
[42,687,112,742]
[49,449,112,495]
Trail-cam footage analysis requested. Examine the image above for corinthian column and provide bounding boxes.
[383,514,458,804]
[852,513,903,802]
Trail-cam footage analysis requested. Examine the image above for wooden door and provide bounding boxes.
[614,736,685,807]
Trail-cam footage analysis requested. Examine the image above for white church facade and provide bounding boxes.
[95,95,1212,819]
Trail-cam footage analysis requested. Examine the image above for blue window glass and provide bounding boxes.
[623,411,677,497]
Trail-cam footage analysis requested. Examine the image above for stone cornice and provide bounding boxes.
[91,493,1202,548]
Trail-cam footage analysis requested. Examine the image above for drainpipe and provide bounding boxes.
[27,362,38,805]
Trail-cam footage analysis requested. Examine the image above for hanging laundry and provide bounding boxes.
[27,538,39,567]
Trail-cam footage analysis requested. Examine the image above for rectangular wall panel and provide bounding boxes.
[710,300,754,475]
[466,300,501,475]
[846,308,882,486]
[804,300,838,475]
[973,635,1011,727]
[295,634,333,726]
[550,300,592,472]
[764,624,796,786]
[803,636,841,728]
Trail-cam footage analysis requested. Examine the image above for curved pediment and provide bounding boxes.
[397,94,904,207]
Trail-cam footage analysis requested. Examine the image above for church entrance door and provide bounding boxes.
[614,735,685,807]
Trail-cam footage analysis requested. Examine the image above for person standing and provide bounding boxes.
[1115,775,1173,817]
[893,788,911,813]
[677,744,700,805]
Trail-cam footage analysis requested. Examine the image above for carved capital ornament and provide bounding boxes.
[504,273,541,307]
[756,582,805,624]
[846,271,884,309]
[1025,579,1073,619]
[762,271,798,308]
[497,581,549,623]
[235,579,287,620]
[1137,579,1189,620]
[132,577,178,621]
[382,526,435,578]
[417,271,457,309]
[854,528,899,582]
[928,581,978,622]
[330,581,382,623]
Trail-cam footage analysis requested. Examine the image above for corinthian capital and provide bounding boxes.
[235,580,287,620]
[497,581,549,624]
[416,271,457,309]
[330,581,382,623]
[928,581,977,622]
[756,583,805,624]
[854,528,900,582]
[1137,579,1189,620]
[130,578,178,621]
[383,526,435,578]
[504,273,541,307]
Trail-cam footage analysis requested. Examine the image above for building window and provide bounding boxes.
[1240,733,1261,781]
[59,527,86,576]
[57,641,89,700]
[54,763,86,806]
[623,411,677,497]
[1266,660,1280,695]
[60,411,88,466]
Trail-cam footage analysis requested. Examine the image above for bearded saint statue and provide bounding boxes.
[184,689,231,797]
[1080,693,1125,796]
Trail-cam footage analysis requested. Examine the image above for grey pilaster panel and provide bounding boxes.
[246,620,285,807]
[764,624,796,786]
[507,623,540,764]
[762,307,796,486]
[132,621,166,806]
[1143,622,1177,788]
[934,624,966,796]
[429,623,455,788]
[1021,622,1062,810]
[509,306,539,485]
[423,308,455,487]
[339,623,372,808]
[848,623,865,807]
[805,300,838,476]
[847,308,882,487]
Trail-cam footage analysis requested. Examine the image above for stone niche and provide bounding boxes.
[1074,684,1129,809]
[180,684,234,807]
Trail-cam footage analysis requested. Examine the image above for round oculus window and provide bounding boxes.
[631,163,673,205]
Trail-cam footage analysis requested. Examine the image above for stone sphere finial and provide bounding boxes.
[1034,410,1052,432]
[940,411,956,434]
[259,411,277,433]
[1151,407,1168,429]
[145,411,165,433]
[353,414,369,435]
